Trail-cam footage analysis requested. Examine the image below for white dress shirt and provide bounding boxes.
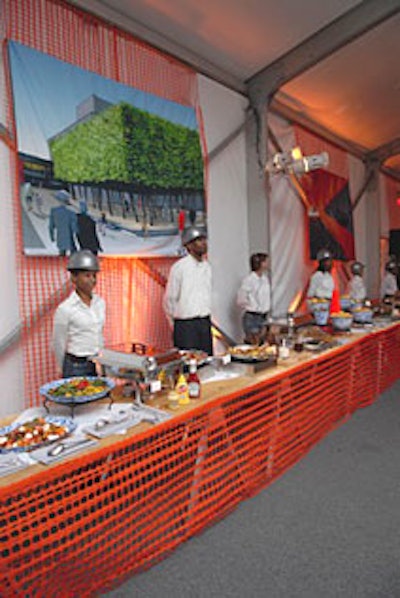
[163,254,212,320]
[349,275,367,302]
[53,291,105,368]
[237,271,271,313]
[307,271,335,299]
[380,272,398,298]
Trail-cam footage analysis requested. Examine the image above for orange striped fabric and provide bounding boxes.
[0,0,201,405]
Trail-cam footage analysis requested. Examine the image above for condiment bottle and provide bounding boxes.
[175,372,190,405]
[287,312,295,338]
[167,390,180,410]
[187,359,201,399]
[279,338,290,359]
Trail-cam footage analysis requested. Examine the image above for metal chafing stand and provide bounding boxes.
[94,344,184,405]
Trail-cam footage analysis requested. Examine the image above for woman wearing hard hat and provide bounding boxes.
[163,226,212,354]
[53,250,106,377]
[307,248,335,299]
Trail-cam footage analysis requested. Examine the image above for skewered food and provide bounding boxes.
[0,417,71,451]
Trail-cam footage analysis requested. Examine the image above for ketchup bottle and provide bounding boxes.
[187,358,201,399]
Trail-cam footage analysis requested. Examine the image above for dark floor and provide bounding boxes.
[103,380,400,598]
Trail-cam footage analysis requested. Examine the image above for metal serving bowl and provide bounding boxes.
[352,308,373,324]
[313,309,330,326]
[340,296,352,311]
[331,313,353,331]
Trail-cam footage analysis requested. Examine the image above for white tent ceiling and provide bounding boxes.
[70,0,400,180]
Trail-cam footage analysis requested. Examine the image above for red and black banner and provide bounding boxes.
[302,169,355,261]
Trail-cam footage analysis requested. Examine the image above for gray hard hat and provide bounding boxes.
[316,248,332,262]
[181,226,207,246]
[386,259,397,273]
[67,250,100,271]
[351,261,364,275]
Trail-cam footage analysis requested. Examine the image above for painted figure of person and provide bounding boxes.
[77,201,102,255]
[49,197,78,256]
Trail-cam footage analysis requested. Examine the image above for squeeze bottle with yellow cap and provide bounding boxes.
[175,372,190,405]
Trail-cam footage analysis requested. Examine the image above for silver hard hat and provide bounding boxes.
[386,259,397,273]
[351,261,364,275]
[316,248,332,262]
[67,250,100,271]
[181,226,207,246]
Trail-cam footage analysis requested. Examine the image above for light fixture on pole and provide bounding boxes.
[265,147,329,175]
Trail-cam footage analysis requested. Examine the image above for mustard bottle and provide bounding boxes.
[175,372,190,405]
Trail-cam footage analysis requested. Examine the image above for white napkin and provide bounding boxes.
[29,434,98,465]
[82,410,142,438]
[0,452,35,476]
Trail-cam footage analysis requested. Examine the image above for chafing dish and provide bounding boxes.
[94,345,184,405]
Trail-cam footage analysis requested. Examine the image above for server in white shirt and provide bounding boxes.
[307,248,335,299]
[53,250,105,378]
[163,226,212,354]
[380,258,398,299]
[237,252,271,344]
[348,261,367,302]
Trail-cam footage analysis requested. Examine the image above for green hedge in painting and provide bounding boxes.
[49,103,204,191]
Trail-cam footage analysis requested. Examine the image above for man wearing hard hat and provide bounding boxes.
[307,248,335,299]
[53,250,106,377]
[380,258,399,300]
[348,261,367,302]
[163,226,212,354]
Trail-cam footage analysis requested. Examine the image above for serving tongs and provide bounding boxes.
[93,409,130,431]
[47,436,93,457]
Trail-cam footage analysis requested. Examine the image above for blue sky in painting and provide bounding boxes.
[8,41,198,160]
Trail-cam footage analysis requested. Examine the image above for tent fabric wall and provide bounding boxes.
[383,175,399,232]
[268,113,311,316]
[198,75,249,344]
[0,136,24,418]
[0,40,24,417]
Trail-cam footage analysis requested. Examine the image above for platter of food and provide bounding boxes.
[179,349,210,367]
[228,344,277,363]
[303,339,324,351]
[0,416,76,453]
[40,376,115,405]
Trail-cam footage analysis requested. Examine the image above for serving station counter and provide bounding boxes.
[2,322,400,597]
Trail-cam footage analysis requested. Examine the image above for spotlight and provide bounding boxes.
[266,148,329,175]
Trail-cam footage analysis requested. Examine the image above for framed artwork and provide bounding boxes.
[9,42,206,256]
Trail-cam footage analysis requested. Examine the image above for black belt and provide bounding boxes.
[175,315,211,322]
[65,352,90,363]
[245,311,267,318]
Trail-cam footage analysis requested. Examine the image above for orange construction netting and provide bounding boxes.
[1,325,400,597]
[0,0,202,405]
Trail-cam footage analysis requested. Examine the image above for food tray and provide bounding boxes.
[229,344,277,363]
[179,349,211,367]
[0,416,76,453]
[40,377,115,417]
[303,339,338,352]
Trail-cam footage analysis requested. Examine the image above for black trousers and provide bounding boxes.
[173,316,213,355]
[62,353,96,378]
